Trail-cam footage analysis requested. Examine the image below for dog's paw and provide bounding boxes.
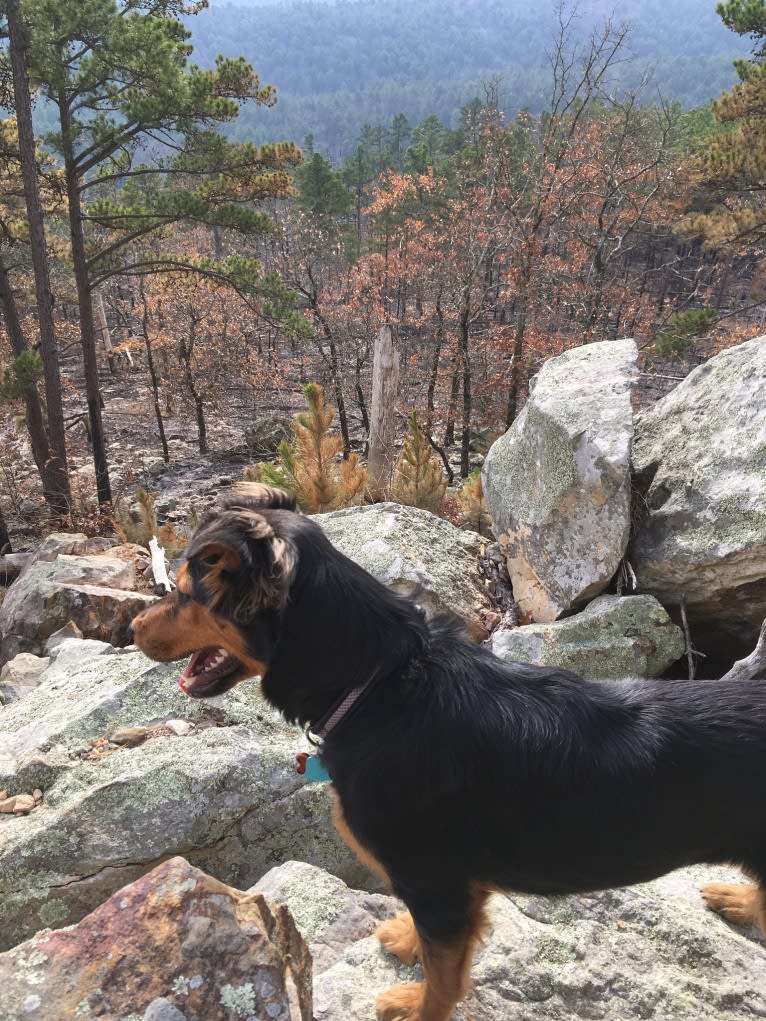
[377,912,421,965]
[701,882,760,926]
[376,982,424,1021]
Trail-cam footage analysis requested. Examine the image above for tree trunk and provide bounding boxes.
[58,91,112,506]
[458,301,472,478]
[0,255,56,494]
[505,283,529,429]
[0,501,10,553]
[307,290,351,455]
[367,324,400,497]
[443,357,460,447]
[179,323,208,455]
[139,282,169,463]
[6,0,72,518]
[426,290,445,434]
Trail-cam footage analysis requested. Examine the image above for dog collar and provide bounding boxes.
[307,673,378,744]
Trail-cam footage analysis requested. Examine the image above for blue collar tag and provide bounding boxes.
[295,752,331,782]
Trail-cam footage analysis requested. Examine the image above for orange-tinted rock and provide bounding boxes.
[0,856,311,1021]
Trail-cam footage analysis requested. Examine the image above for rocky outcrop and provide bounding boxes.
[631,336,766,653]
[0,641,363,952]
[0,533,154,664]
[0,856,312,1021]
[491,594,685,680]
[256,860,765,1021]
[0,652,48,704]
[315,502,493,638]
[483,339,638,622]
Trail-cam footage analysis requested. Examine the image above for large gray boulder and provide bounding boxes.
[631,336,766,652]
[256,860,765,1020]
[491,594,685,680]
[483,339,638,622]
[0,533,153,664]
[633,336,763,612]
[0,642,363,951]
[315,502,493,638]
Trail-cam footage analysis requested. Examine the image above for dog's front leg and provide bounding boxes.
[376,887,489,1021]
[376,930,477,1021]
[377,911,421,965]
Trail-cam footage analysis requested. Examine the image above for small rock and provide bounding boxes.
[143,998,188,1021]
[0,793,36,815]
[45,621,84,654]
[109,726,150,747]
[165,719,194,737]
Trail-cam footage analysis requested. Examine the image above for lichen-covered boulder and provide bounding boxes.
[631,336,766,644]
[483,340,638,622]
[256,861,766,1021]
[0,533,153,664]
[491,595,685,680]
[0,857,312,1021]
[315,503,492,638]
[0,642,364,951]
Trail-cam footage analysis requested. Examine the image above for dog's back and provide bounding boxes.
[322,618,766,900]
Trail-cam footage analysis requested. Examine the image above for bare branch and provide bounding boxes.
[719,619,766,682]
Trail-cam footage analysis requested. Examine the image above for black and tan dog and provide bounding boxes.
[131,482,766,1021]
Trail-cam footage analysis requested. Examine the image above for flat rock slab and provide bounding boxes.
[0,645,364,951]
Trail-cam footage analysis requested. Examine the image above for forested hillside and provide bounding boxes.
[191,0,751,156]
[1,0,766,541]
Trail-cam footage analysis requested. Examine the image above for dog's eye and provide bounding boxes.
[202,553,222,567]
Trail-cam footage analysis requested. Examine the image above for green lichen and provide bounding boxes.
[534,936,578,966]
[264,868,346,942]
[37,897,71,929]
[219,982,256,1016]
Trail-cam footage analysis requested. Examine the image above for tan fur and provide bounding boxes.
[701,882,766,929]
[131,589,268,682]
[332,795,392,886]
[377,912,421,966]
[376,888,489,1021]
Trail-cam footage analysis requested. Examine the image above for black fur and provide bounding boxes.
[132,485,766,1017]
[206,501,766,931]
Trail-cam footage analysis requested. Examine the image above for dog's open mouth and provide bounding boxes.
[179,648,243,698]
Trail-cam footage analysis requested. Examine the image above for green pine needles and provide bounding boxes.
[390,410,447,514]
[257,383,369,512]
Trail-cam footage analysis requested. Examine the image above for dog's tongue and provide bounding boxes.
[179,647,240,698]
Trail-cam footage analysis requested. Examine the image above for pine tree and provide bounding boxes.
[0,0,301,505]
[689,0,766,242]
[390,410,446,514]
[258,384,368,513]
[457,471,493,536]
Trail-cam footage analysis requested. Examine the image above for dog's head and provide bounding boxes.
[130,483,298,698]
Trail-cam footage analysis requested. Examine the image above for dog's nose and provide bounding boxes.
[125,624,135,645]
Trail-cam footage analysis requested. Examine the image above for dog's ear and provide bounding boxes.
[185,510,296,620]
[192,540,243,575]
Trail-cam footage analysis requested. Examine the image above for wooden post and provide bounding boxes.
[367,324,400,498]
